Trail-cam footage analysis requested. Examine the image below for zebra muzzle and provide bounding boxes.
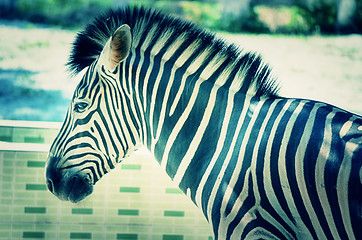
[45,156,93,203]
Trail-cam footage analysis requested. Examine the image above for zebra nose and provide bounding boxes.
[47,178,54,194]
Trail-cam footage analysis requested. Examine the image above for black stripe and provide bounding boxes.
[60,153,104,178]
[285,101,318,239]
[226,172,256,238]
[256,100,297,239]
[325,112,351,240]
[270,100,300,224]
[303,106,333,239]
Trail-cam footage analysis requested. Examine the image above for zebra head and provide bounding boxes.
[45,24,137,203]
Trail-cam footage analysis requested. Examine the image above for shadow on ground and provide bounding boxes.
[0,68,70,121]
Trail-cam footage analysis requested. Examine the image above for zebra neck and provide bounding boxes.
[122,19,278,205]
[125,40,265,199]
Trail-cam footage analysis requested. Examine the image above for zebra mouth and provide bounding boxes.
[65,175,93,203]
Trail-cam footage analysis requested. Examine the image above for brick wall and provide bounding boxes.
[0,121,213,240]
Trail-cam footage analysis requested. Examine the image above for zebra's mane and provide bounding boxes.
[68,6,279,97]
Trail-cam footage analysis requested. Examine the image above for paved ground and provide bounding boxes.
[0,21,361,121]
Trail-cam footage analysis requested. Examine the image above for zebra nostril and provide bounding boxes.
[46,155,61,195]
[47,179,54,193]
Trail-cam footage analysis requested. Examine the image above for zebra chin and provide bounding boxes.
[45,157,93,203]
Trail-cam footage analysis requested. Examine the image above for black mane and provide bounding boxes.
[68,6,279,97]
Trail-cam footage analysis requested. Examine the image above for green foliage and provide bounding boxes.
[179,1,222,30]
[6,0,114,27]
[1,0,357,34]
[221,7,270,33]
[134,1,223,31]
[296,1,337,34]
[137,1,267,33]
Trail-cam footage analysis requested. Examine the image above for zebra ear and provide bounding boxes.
[103,24,132,71]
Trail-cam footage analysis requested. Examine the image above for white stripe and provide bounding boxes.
[168,41,207,116]
[205,96,252,223]
[337,119,356,240]
[149,58,165,145]
[159,77,203,169]
[172,59,230,184]
[195,91,235,208]
[193,58,251,209]
[217,100,265,237]
[141,25,158,110]
[224,169,253,239]
[315,112,339,237]
[156,34,196,139]
[294,104,327,239]
[262,99,301,235]
[130,45,148,144]
[172,84,218,184]
[221,99,292,239]
[277,100,313,238]
[122,49,143,145]
[159,50,222,169]
[148,31,178,136]
[242,226,277,240]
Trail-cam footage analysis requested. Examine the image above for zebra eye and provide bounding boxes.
[74,102,89,113]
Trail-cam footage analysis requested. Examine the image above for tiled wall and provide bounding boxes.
[0,121,213,240]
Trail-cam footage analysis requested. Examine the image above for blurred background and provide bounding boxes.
[0,1,361,240]
[0,0,361,121]
[1,0,362,34]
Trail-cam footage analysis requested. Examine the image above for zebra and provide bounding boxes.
[45,6,362,240]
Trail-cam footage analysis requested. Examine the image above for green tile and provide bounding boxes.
[119,187,140,193]
[2,175,12,182]
[162,235,183,240]
[0,127,12,134]
[23,232,45,239]
[121,164,141,170]
[118,209,139,216]
[129,217,150,225]
[1,199,11,205]
[27,161,46,168]
[17,152,39,160]
[70,232,92,239]
[165,188,183,194]
[26,184,47,191]
[0,233,10,239]
[0,224,11,237]
[59,223,83,232]
[24,136,44,143]
[13,215,33,222]
[3,152,15,159]
[164,211,185,217]
[72,208,93,215]
[16,175,35,182]
[14,197,36,206]
[2,160,13,167]
[24,207,46,214]
[117,233,138,240]
[2,191,12,199]
[0,135,12,142]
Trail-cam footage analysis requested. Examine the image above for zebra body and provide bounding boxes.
[46,7,362,239]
